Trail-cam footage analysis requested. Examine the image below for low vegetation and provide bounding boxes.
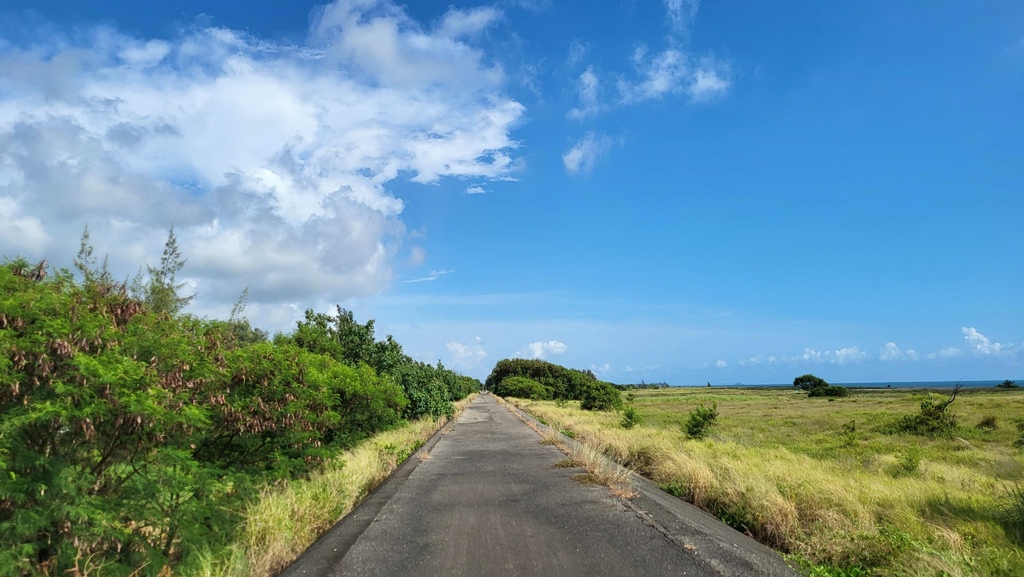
[508,385,1024,576]
[485,358,621,410]
[795,373,850,398]
[186,395,475,576]
[0,231,479,576]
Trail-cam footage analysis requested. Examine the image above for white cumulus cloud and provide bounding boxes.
[879,342,919,361]
[516,340,568,359]
[961,326,1010,355]
[446,336,488,371]
[0,1,523,329]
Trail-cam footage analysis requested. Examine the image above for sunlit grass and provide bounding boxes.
[184,394,477,577]
[509,388,1024,576]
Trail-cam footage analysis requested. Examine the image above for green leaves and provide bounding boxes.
[486,358,622,411]
[0,251,481,575]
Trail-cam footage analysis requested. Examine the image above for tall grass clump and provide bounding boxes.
[999,482,1024,544]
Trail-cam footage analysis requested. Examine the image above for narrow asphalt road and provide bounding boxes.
[281,394,796,577]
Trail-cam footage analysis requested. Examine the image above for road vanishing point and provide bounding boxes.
[281,394,797,577]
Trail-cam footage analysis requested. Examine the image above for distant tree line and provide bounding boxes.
[485,358,622,411]
[615,381,670,390]
[0,229,479,575]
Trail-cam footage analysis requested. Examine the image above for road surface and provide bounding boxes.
[281,394,796,577]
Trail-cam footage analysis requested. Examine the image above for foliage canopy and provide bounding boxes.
[485,358,622,410]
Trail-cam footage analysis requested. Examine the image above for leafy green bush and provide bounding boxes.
[284,306,408,377]
[620,405,643,429]
[808,385,850,398]
[684,402,719,439]
[892,388,961,438]
[395,362,455,419]
[0,251,475,575]
[492,376,552,400]
[794,374,849,398]
[485,358,597,400]
[579,381,623,411]
[997,380,1018,389]
[794,374,829,391]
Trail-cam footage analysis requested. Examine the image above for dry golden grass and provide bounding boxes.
[509,388,1024,576]
[503,398,638,499]
[186,395,476,577]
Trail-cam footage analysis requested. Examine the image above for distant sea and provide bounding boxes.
[704,380,1019,389]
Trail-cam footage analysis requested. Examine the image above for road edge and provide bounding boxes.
[277,415,460,577]
[501,399,799,577]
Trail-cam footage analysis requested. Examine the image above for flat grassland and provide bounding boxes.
[508,387,1024,576]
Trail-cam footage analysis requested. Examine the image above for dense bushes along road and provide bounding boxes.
[0,244,479,575]
[485,358,623,411]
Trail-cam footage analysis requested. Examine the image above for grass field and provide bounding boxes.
[507,387,1024,576]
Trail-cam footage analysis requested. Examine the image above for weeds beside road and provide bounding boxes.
[508,387,1024,576]
[187,394,477,577]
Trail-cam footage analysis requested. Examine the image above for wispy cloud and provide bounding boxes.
[466,185,488,195]
[663,0,700,35]
[407,246,427,266]
[619,48,730,104]
[436,6,503,38]
[567,66,602,119]
[784,346,868,365]
[562,131,615,176]
[404,269,455,283]
[567,39,588,67]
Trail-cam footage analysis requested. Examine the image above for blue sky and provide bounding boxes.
[0,1,1021,384]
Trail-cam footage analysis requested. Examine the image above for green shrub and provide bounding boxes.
[485,358,597,400]
[0,254,471,575]
[579,381,623,411]
[492,376,552,400]
[620,405,643,429]
[808,385,850,398]
[684,402,719,439]
[997,380,1018,389]
[794,374,830,391]
[892,391,959,438]
[794,374,849,398]
[396,362,455,419]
